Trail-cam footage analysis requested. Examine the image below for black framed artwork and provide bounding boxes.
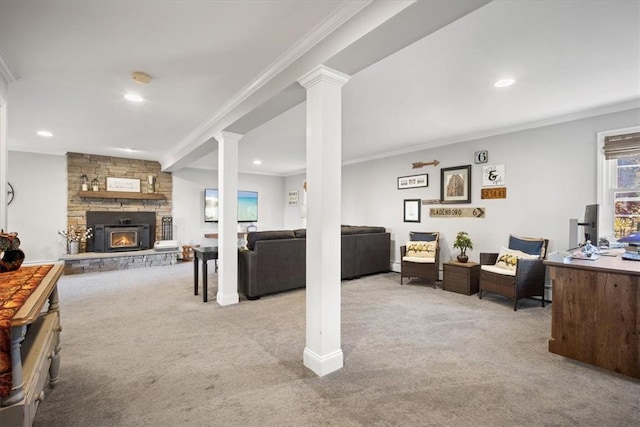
[440,165,471,204]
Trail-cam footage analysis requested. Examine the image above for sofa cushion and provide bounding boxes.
[341,225,386,235]
[495,246,539,271]
[481,264,517,276]
[509,235,546,257]
[247,230,296,250]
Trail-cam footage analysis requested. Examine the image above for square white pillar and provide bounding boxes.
[216,131,242,306]
[298,65,350,376]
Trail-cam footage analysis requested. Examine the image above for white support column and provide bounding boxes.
[215,131,242,306]
[0,68,10,230]
[298,65,350,376]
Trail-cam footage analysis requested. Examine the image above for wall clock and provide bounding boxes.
[7,182,14,205]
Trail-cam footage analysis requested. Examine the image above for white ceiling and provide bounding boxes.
[2,0,639,176]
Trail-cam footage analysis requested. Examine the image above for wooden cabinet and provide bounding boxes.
[443,261,480,295]
[0,263,63,427]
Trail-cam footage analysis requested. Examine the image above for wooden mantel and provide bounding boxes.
[78,191,165,200]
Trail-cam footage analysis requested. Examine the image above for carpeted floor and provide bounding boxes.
[32,263,639,426]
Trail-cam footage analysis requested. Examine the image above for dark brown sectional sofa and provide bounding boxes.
[238,226,391,299]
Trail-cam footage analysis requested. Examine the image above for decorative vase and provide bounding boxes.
[457,254,468,263]
[69,240,80,255]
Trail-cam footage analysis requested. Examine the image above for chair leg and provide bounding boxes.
[478,289,483,299]
[541,297,545,307]
[513,299,518,311]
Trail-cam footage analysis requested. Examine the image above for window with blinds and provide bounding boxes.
[607,132,640,238]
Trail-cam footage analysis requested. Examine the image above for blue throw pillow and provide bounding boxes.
[508,235,544,257]
[410,232,438,242]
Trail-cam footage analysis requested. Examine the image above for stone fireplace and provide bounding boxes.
[65,152,173,254]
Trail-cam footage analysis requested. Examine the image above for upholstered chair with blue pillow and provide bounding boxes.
[400,232,440,287]
[479,235,549,311]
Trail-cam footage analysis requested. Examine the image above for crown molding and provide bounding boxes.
[163,1,372,166]
[0,50,17,83]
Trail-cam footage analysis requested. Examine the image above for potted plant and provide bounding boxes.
[453,231,473,263]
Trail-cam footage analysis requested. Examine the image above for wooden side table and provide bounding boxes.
[182,244,199,261]
[443,261,480,295]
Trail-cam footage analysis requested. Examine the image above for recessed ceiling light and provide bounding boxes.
[253,159,262,165]
[36,130,53,137]
[494,78,515,88]
[124,93,144,103]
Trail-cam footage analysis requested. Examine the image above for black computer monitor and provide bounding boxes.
[579,204,598,245]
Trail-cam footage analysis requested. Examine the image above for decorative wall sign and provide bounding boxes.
[440,165,471,204]
[288,190,299,207]
[482,164,505,186]
[474,150,488,164]
[398,174,428,189]
[107,177,140,193]
[106,177,141,192]
[404,199,421,222]
[429,207,485,218]
[421,199,441,205]
[481,187,507,199]
[411,160,440,169]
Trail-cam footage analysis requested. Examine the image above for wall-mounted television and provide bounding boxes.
[204,189,258,223]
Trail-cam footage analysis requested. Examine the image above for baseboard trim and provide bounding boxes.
[303,347,343,376]
[216,292,239,306]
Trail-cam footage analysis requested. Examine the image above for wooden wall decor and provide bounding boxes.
[481,187,507,199]
[429,207,485,218]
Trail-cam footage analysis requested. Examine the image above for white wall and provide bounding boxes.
[7,151,67,263]
[171,167,286,247]
[340,109,640,271]
[7,109,638,267]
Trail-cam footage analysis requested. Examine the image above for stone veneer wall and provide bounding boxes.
[66,153,172,244]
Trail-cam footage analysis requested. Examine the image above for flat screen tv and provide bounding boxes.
[204,189,258,223]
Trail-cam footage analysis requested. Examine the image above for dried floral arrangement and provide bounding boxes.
[58,226,93,242]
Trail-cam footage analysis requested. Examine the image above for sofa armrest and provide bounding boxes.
[480,252,499,265]
[238,249,257,293]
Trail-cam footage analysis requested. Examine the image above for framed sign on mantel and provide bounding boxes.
[106,177,141,193]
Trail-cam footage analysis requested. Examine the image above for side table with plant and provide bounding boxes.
[453,231,473,263]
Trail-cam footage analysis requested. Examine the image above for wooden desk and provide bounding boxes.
[193,247,218,303]
[545,253,639,378]
[1,263,63,427]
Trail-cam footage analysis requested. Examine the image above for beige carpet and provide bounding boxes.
[32,263,639,426]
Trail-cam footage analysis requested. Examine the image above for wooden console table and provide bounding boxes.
[545,253,639,378]
[0,263,64,426]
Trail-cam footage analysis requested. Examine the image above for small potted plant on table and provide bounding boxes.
[453,231,473,263]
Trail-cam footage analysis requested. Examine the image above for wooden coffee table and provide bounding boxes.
[193,246,218,303]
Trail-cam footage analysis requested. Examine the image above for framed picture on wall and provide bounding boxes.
[403,199,421,222]
[397,173,428,189]
[440,165,471,204]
